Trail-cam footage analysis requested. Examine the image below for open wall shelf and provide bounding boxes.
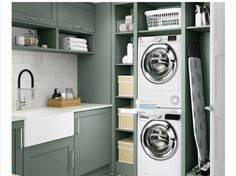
[12,45,94,54]
[115,63,134,66]
[116,31,133,36]
[116,128,134,133]
[186,25,210,32]
[138,28,181,36]
[12,20,95,55]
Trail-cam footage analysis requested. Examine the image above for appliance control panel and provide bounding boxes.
[165,114,181,120]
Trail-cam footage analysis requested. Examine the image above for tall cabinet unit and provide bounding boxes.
[183,2,211,176]
[112,2,212,176]
[112,3,137,176]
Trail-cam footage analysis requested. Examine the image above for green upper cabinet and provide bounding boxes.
[12,121,24,176]
[12,2,57,26]
[74,108,111,175]
[58,3,95,33]
[24,137,74,176]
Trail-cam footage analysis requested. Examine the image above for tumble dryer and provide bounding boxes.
[138,35,181,108]
[138,108,181,176]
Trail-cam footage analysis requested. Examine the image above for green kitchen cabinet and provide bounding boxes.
[74,108,111,175]
[58,3,95,33]
[24,137,74,176]
[12,2,57,26]
[12,121,24,176]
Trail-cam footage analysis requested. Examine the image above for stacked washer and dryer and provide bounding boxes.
[137,35,182,176]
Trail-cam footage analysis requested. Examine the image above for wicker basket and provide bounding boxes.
[145,8,181,30]
[118,76,134,97]
[118,137,134,164]
[48,97,81,107]
[118,107,134,130]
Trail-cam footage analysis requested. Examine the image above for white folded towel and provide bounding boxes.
[62,46,88,52]
[61,37,87,44]
[60,42,87,48]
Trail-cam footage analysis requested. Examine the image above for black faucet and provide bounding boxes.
[17,69,35,110]
[18,69,34,89]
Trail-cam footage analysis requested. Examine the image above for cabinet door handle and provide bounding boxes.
[26,16,44,22]
[205,105,214,112]
[26,16,37,20]
[17,128,23,149]
[75,118,80,135]
[71,150,74,168]
[68,150,74,174]
[20,128,23,149]
[73,25,83,30]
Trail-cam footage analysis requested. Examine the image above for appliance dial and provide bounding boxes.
[155,37,161,42]
[170,95,180,105]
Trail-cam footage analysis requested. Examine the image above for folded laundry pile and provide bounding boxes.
[60,37,88,52]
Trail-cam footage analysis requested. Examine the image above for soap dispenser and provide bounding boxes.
[52,88,61,99]
[195,5,202,26]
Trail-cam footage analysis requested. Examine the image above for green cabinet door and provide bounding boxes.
[24,137,74,176]
[74,108,111,175]
[12,121,24,176]
[12,2,57,26]
[58,3,95,33]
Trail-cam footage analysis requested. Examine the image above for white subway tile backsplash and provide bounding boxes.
[12,50,77,110]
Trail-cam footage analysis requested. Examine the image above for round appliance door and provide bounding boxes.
[141,120,178,160]
[141,44,177,84]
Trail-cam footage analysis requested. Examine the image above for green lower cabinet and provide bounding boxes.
[24,137,74,176]
[12,121,24,176]
[74,108,111,176]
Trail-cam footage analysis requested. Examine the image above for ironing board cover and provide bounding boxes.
[188,57,208,167]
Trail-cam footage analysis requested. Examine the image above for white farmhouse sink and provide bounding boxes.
[14,109,74,147]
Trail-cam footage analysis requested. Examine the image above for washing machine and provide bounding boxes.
[138,35,181,108]
[138,108,181,176]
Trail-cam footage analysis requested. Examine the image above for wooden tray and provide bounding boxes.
[48,97,81,107]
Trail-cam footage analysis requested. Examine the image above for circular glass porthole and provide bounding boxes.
[141,44,177,84]
[140,120,178,160]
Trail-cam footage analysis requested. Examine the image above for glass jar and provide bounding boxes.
[24,31,39,46]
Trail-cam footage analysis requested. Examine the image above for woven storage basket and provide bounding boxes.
[48,97,81,107]
[118,137,134,164]
[118,107,134,130]
[118,76,134,96]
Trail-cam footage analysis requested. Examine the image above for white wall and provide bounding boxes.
[12,50,77,110]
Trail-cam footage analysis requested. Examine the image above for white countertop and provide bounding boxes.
[12,103,112,122]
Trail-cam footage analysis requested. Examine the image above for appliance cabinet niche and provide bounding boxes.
[12,2,57,26]
[12,121,24,176]
[74,108,111,176]
[58,3,95,33]
[24,137,74,176]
